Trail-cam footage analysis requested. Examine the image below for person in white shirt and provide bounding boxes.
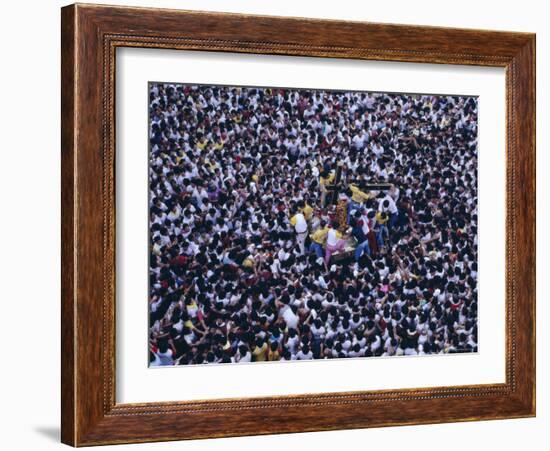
[379,194,399,229]
[154,341,174,366]
[290,209,308,255]
[282,304,300,330]
[296,345,313,360]
[235,345,252,363]
[324,222,348,268]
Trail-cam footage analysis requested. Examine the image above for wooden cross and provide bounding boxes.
[325,162,393,206]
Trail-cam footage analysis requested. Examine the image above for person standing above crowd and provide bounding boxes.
[290,204,309,255]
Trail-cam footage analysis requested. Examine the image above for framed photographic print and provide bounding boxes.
[61,3,536,446]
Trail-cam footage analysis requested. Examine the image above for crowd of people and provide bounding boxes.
[148,83,479,366]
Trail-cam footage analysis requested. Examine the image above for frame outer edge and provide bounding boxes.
[60,3,537,446]
[61,3,77,447]
[530,34,536,416]
[514,34,536,415]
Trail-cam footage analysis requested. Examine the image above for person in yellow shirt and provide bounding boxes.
[267,342,281,361]
[349,184,373,203]
[251,337,268,362]
[375,211,389,249]
[309,219,328,259]
[347,183,373,224]
[205,158,218,172]
[242,256,255,271]
[212,140,223,151]
[301,202,314,221]
[196,133,209,151]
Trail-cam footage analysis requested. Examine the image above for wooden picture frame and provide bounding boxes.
[61,3,536,446]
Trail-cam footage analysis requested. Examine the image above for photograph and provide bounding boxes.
[147,83,479,366]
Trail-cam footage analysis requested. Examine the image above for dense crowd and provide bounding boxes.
[148,83,479,366]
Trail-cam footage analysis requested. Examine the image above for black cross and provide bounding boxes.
[325,162,393,206]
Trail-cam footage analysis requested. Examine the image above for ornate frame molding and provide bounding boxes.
[61,4,535,446]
